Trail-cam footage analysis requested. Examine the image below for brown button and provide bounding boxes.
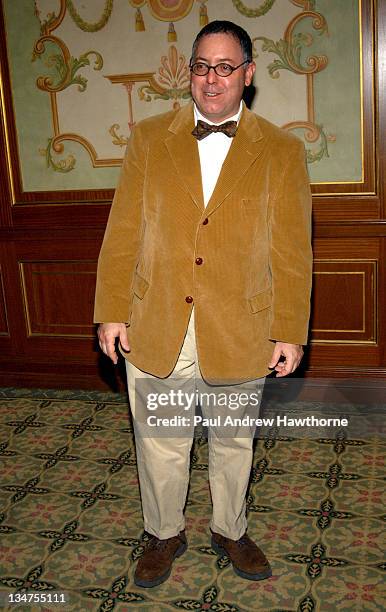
[195,257,203,265]
[202,218,209,225]
[185,296,193,303]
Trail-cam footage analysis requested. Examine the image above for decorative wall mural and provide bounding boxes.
[129,0,209,40]
[2,0,364,191]
[232,0,276,18]
[254,7,336,164]
[65,0,114,32]
[105,43,190,144]
[33,0,120,173]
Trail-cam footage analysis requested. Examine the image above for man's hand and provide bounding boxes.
[97,323,130,365]
[268,342,304,377]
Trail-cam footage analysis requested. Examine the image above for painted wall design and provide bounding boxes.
[2,0,362,191]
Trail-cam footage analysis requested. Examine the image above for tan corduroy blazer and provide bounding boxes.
[94,101,313,383]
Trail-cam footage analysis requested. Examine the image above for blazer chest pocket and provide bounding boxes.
[133,271,149,300]
[242,196,266,210]
[248,287,272,314]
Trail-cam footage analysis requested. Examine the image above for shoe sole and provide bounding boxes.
[211,537,272,581]
[134,540,187,588]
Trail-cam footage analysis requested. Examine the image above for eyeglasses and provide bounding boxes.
[190,60,250,77]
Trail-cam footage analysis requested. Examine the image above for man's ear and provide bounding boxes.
[245,61,256,87]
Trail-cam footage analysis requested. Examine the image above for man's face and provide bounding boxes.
[190,33,255,124]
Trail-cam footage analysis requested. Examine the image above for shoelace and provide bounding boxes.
[148,537,169,551]
[236,535,249,547]
[148,535,182,551]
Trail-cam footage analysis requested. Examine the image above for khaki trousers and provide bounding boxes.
[126,309,265,540]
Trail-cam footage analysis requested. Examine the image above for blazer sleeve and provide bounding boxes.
[268,138,313,345]
[93,124,146,323]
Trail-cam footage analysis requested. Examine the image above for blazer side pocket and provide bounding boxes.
[133,271,150,300]
[248,287,272,314]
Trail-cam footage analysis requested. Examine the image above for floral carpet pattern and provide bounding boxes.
[0,387,384,611]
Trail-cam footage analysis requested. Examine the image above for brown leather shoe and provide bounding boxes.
[134,530,187,588]
[211,531,272,581]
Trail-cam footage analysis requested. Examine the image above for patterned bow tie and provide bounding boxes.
[191,119,238,141]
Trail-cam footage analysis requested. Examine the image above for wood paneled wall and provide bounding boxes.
[0,1,385,390]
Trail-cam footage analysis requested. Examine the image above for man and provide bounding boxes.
[94,20,312,588]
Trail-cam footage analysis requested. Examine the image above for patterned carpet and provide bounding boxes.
[0,386,384,611]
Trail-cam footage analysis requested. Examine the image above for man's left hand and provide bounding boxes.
[268,342,304,377]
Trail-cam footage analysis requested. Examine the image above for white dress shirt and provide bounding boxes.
[194,102,243,207]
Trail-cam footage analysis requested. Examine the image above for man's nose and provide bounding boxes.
[205,66,218,84]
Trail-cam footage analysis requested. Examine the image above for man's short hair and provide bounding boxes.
[191,20,253,64]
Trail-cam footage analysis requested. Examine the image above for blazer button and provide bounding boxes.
[202,218,209,225]
[185,296,193,303]
[195,257,203,265]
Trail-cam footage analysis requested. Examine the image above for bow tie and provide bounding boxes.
[191,119,238,141]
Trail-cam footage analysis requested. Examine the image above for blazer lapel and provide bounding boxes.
[165,103,204,211]
[205,104,266,216]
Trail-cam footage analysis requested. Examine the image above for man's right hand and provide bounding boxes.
[97,323,130,365]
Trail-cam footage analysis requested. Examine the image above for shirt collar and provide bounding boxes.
[193,101,243,126]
